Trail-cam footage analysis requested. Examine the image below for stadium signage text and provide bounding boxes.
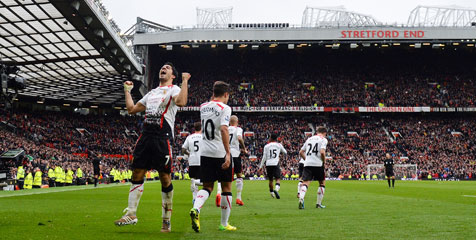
[178,106,476,113]
[340,30,425,39]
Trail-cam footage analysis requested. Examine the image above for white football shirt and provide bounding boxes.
[228,126,243,158]
[182,133,202,166]
[260,142,287,168]
[199,100,232,158]
[301,135,328,167]
[138,85,181,135]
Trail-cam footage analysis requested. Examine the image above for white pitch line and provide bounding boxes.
[462,195,476,198]
[0,182,153,198]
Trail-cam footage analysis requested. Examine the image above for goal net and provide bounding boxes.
[367,164,418,180]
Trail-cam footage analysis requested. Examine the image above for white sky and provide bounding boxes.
[101,0,476,31]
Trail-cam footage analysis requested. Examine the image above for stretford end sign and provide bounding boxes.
[341,30,425,39]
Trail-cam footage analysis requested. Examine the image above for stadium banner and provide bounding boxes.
[136,27,476,45]
[71,153,133,160]
[180,131,189,137]
[178,106,476,113]
[178,106,325,112]
[347,131,359,137]
[358,107,431,112]
[244,131,255,137]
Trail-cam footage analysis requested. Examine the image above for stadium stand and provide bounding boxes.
[2,110,476,186]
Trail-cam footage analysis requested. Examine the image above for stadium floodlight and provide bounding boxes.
[362,43,371,47]
[302,6,380,27]
[288,44,295,49]
[166,45,173,51]
[196,7,233,28]
[103,39,111,46]
[227,44,234,50]
[192,45,199,48]
[252,45,259,50]
[332,44,340,49]
[415,43,422,48]
[84,16,93,25]
[94,29,104,38]
[407,6,476,27]
[350,43,358,48]
[71,1,80,10]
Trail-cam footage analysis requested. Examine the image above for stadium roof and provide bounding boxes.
[0,0,142,106]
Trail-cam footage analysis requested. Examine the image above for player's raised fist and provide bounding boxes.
[124,81,134,93]
[182,72,191,81]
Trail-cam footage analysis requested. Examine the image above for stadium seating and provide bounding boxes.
[2,110,476,184]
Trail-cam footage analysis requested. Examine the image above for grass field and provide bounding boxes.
[1,180,475,240]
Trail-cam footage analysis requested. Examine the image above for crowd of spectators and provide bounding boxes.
[2,108,476,185]
[150,48,476,108]
[174,113,476,180]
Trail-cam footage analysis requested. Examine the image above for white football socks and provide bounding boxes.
[236,178,243,200]
[193,189,210,212]
[162,190,173,221]
[191,179,199,201]
[195,179,203,186]
[220,193,232,226]
[127,183,144,216]
[217,182,222,195]
[317,186,325,205]
[299,184,308,202]
[275,184,280,192]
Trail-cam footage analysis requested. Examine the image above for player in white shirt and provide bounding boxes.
[190,81,236,232]
[182,122,203,203]
[298,126,328,209]
[114,62,190,233]
[259,134,287,199]
[228,115,248,206]
[297,157,305,198]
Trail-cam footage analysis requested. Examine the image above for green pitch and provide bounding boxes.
[1,180,475,239]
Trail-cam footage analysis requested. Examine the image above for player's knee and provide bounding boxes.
[131,179,144,184]
[202,188,212,195]
[162,183,173,193]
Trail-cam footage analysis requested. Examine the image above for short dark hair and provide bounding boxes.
[164,62,178,79]
[194,121,201,131]
[270,134,278,141]
[317,126,327,134]
[213,81,230,97]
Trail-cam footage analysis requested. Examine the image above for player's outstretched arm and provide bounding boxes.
[124,81,145,114]
[173,73,191,107]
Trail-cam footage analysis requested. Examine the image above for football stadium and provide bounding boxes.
[1,1,476,239]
